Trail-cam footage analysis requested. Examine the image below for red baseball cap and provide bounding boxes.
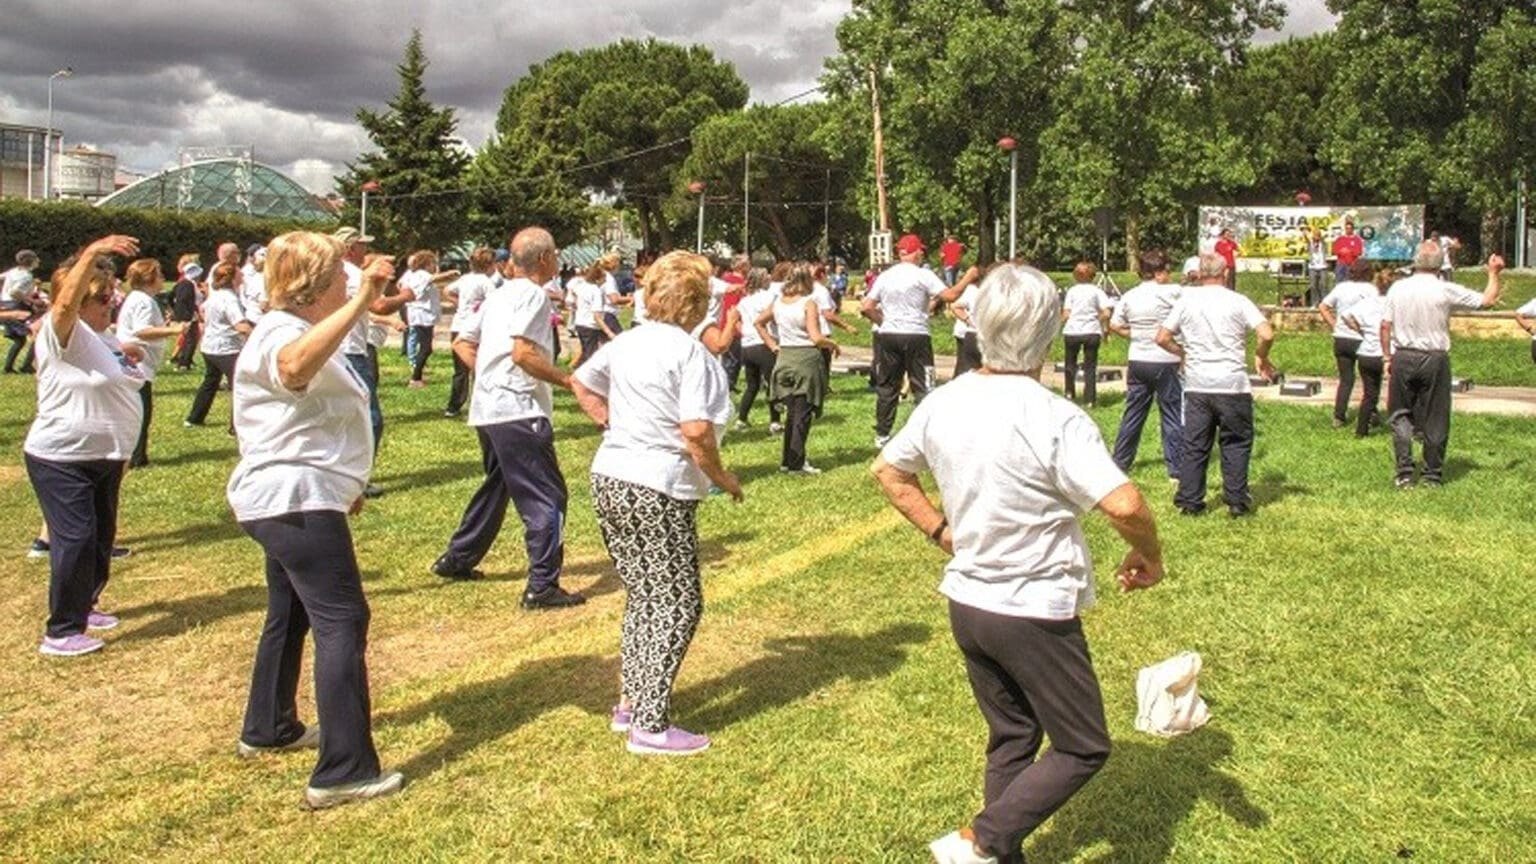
[896,234,926,255]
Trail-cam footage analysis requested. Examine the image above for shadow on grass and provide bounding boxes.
[737,446,874,483]
[124,518,244,552]
[379,653,617,780]
[137,448,232,469]
[1025,728,1267,863]
[678,623,929,731]
[1251,471,1310,507]
[112,582,421,643]
[1442,457,1477,482]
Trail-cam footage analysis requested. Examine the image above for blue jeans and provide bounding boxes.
[1111,361,1183,478]
[346,351,383,451]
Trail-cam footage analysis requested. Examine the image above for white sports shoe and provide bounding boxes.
[303,771,404,810]
[929,831,998,864]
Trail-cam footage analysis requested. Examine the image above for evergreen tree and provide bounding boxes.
[336,30,470,252]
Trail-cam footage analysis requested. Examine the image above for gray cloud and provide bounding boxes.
[0,0,1333,194]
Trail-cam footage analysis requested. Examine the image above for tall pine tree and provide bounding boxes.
[336,30,470,252]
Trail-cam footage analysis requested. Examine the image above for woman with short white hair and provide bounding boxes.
[229,231,402,808]
[572,250,741,757]
[872,264,1166,864]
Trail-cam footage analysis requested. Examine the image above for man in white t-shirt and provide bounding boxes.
[1317,258,1378,428]
[443,247,498,418]
[240,244,268,324]
[861,234,966,445]
[2,249,42,374]
[1382,243,1502,487]
[433,227,584,610]
[1156,253,1275,517]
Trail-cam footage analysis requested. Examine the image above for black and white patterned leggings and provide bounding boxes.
[591,473,703,734]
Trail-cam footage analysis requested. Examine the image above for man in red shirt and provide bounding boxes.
[1332,219,1364,284]
[1214,228,1240,291]
[719,254,748,389]
[940,235,965,286]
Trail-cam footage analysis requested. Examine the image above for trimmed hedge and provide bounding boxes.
[0,199,336,276]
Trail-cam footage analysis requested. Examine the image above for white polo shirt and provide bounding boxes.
[1111,281,1182,364]
[576,322,732,501]
[868,262,947,336]
[226,311,373,521]
[1161,285,1268,394]
[25,316,146,462]
[1062,282,1112,337]
[462,277,555,426]
[1384,272,1484,353]
[200,290,250,355]
[881,373,1127,620]
[115,290,168,382]
[1320,280,1376,341]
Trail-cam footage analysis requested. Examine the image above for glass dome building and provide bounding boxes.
[97,159,334,222]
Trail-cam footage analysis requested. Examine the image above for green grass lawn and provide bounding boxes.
[1,349,1533,861]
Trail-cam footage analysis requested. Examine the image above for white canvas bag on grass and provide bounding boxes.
[1134,651,1210,736]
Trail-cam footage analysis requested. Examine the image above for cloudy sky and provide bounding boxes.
[0,0,1335,197]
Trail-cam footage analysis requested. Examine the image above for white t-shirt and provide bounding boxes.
[240,270,267,324]
[447,272,495,334]
[1111,281,1182,364]
[25,316,146,462]
[772,296,818,348]
[632,285,648,325]
[810,282,836,314]
[3,267,35,304]
[115,291,167,382]
[600,273,622,316]
[576,322,732,501]
[226,311,372,521]
[706,276,733,327]
[1161,285,1268,395]
[951,284,978,337]
[1517,298,1536,342]
[341,261,370,357]
[1351,295,1388,358]
[1062,283,1112,336]
[401,269,440,328]
[462,277,555,426]
[881,373,1127,620]
[737,291,775,348]
[1307,239,1328,271]
[1384,273,1484,353]
[200,290,249,355]
[568,277,605,330]
[1320,281,1376,341]
[868,262,947,336]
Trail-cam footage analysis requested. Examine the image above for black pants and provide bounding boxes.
[868,333,881,390]
[874,333,935,436]
[172,320,200,369]
[737,344,781,425]
[722,337,743,390]
[26,455,124,639]
[4,331,33,372]
[1388,349,1452,483]
[131,382,154,468]
[1356,356,1384,437]
[445,333,471,415]
[240,511,381,789]
[948,602,1110,861]
[1175,391,1254,512]
[187,352,238,426]
[408,324,434,381]
[1333,337,1361,423]
[575,326,607,367]
[954,332,982,377]
[441,418,568,590]
[1111,362,1183,478]
[1063,335,1101,405]
[781,395,814,470]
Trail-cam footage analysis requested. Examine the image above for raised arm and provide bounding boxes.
[277,256,393,392]
[52,235,140,348]
[936,265,980,304]
[1480,255,1505,308]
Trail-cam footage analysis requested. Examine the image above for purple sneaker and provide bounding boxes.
[87,610,120,631]
[610,705,632,733]
[626,726,710,756]
[39,633,105,657]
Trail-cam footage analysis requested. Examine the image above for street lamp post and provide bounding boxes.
[45,67,73,200]
[360,179,380,238]
[689,181,706,253]
[998,136,1018,260]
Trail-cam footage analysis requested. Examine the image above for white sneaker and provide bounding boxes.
[929,831,998,864]
[874,434,892,448]
[732,420,749,433]
[768,421,784,434]
[303,770,403,810]
[778,463,821,476]
[237,724,321,759]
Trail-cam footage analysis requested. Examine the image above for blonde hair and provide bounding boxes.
[176,253,201,276]
[265,231,344,310]
[211,262,238,290]
[407,249,438,272]
[643,251,711,329]
[125,258,163,292]
[781,263,815,298]
[469,247,496,273]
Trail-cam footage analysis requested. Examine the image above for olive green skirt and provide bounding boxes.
[770,345,829,413]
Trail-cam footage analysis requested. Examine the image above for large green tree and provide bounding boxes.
[475,39,747,251]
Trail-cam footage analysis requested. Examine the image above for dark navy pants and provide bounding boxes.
[240,510,380,789]
[26,455,124,638]
[346,351,383,453]
[441,418,567,590]
[1175,391,1254,511]
[1111,361,1183,478]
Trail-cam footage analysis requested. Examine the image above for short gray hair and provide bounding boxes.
[510,227,556,272]
[1413,240,1442,272]
[1199,252,1228,281]
[973,264,1060,373]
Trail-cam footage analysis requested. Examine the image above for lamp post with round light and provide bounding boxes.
[998,136,1018,260]
[45,67,73,200]
[360,179,380,238]
[689,181,706,253]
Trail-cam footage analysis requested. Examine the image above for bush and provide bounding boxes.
[0,199,336,276]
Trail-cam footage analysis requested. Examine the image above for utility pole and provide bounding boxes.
[743,152,751,256]
[869,67,890,233]
[822,169,831,259]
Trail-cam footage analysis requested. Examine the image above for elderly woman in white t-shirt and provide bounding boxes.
[1060,261,1113,407]
[184,262,252,429]
[572,250,741,758]
[227,231,402,809]
[25,236,146,658]
[872,264,1166,864]
[118,258,187,467]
